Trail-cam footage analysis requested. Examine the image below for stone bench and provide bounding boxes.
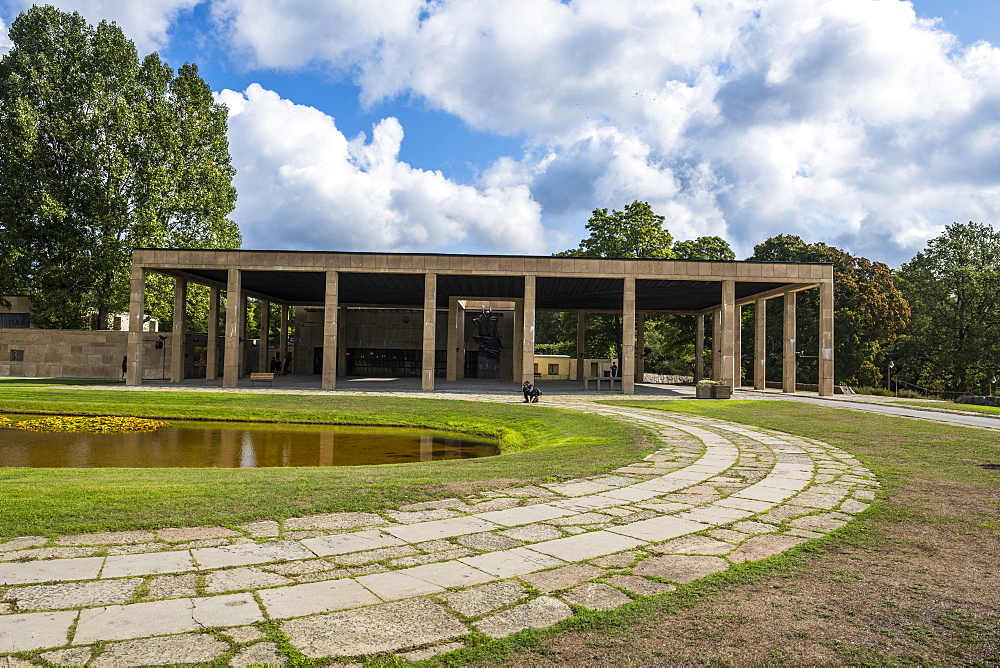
[249,372,274,387]
[583,376,621,391]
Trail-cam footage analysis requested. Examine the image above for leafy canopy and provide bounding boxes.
[0,5,239,328]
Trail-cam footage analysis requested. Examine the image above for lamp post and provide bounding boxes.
[991,375,997,397]
[887,360,894,395]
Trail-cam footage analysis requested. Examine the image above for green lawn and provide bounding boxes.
[0,389,648,537]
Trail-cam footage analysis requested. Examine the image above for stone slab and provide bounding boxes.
[520,564,604,593]
[385,509,463,524]
[102,550,194,578]
[384,516,499,542]
[549,495,632,512]
[258,579,380,619]
[398,641,465,662]
[788,515,848,532]
[0,556,104,585]
[459,548,566,578]
[0,610,76,652]
[562,582,633,610]
[90,633,228,667]
[241,520,280,537]
[400,561,495,589]
[606,515,708,542]
[157,527,241,542]
[301,530,405,557]
[474,596,572,638]
[8,578,141,610]
[144,573,198,600]
[355,571,446,600]
[230,641,285,667]
[283,512,386,531]
[223,625,267,643]
[456,532,524,551]
[727,535,806,563]
[675,505,753,524]
[193,541,314,569]
[282,598,467,658]
[438,581,528,617]
[55,531,156,546]
[0,537,47,552]
[632,555,729,583]
[649,535,734,556]
[498,525,564,542]
[205,566,293,593]
[473,504,576,527]
[75,593,262,643]
[543,480,618,497]
[597,487,665,502]
[40,647,93,666]
[528,531,646,561]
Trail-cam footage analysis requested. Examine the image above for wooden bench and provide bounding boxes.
[583,376,622,391]
[249,372,274,387]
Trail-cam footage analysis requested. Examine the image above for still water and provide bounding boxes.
[0,417,498,468]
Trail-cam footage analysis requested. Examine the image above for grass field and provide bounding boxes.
[478,400,1000,667]
[0,389,648,537]
[888,397,1000,416]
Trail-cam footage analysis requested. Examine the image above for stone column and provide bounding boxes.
[258,300,270,375]
[694,313,704,383]
[720,280,736,389]
[636,312,646,382]
[513,300,523,381]
[126,266,145,386]
[712,309,722,381]
[322,272,339,389]
[206,287,220,380]
[783,291,797,393]
[446,297,459,381]
[238,292,248,377]
[422,273,437,390]
[576,312,586,383]
[733,304,742,388]
[622,277,636,394]
[456,302,466,379]
[223,269,242,388]
[279,304,289,368]
[521,276,536,384]
[819,281,835,396]
[170,278,187,383]
[754,298,766,390]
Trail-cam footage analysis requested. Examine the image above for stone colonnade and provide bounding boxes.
[126,251,834,396]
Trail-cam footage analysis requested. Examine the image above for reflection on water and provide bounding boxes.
[0,418,498,468]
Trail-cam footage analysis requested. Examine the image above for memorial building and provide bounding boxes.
[124,249,834,396]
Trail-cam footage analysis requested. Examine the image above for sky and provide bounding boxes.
[1,1,998,266]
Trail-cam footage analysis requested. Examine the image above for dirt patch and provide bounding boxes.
[497,479,1000,667]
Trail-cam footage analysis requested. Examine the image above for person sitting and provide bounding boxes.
[522,380,542,403]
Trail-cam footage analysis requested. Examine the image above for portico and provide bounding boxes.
[126,249,835,395]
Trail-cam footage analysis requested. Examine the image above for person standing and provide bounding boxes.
[610,362,618,377]
[121,356,127,380]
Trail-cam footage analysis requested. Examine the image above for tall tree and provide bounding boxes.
[558,201,675,362]
[673,236,735,261]
[894,222,1000,393]
[0,5,238,329]
[747,235,910,386]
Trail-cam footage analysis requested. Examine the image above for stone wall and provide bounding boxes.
[956,394,1000,408]
[0,329,171,379]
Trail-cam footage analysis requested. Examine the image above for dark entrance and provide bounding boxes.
[313,347,323,374]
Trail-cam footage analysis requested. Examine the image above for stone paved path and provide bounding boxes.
[0,397,877,665]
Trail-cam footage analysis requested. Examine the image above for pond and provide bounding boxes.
[0,416,498,468]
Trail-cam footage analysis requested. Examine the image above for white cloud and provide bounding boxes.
[2,0,200,52]
[0,18,11,56]
[218,84,546,254]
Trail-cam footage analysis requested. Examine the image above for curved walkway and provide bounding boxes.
[0,399,878,666]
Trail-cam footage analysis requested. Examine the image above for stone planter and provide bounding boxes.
[711,385,732,399]
[696,386,712,399]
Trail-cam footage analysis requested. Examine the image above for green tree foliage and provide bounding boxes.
[894,222,1000,393]
[553,201,676,361]
[566,201,675,259]
[672,236,736,261]
[0,6,239,329]
[747,235,910,385]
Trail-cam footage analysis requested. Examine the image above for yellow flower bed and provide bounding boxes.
[6,416,170,433]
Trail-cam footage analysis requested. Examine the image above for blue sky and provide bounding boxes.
[1,1,998,265]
